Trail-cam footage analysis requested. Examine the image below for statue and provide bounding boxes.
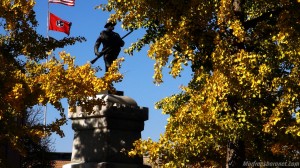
[93,21,125,72]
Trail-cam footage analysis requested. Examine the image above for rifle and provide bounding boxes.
[90,30,133,64]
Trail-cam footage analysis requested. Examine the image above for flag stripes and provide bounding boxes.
[49,0,75,6]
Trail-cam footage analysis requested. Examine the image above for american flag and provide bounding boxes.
[49,0,75,6]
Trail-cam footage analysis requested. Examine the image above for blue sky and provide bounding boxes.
[34,0,192,152]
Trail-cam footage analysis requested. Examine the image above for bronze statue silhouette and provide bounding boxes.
[93,21,125,72]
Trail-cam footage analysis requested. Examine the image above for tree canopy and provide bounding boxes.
[0,0,123,155]
[100,0,300,167]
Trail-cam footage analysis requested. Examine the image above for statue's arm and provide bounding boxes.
[120,38,125,47]
[94,33,104,56]
[115,33,125,47]
[94,37,101,56]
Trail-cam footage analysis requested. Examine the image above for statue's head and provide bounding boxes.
[104,21,116,28]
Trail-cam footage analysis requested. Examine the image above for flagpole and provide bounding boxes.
[45,0,49,135]
[47,1,49,39]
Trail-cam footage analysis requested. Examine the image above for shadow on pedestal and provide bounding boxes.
[63,91,151,168]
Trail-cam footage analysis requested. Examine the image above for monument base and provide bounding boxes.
[64,91,150,168]
[63,162,151,168]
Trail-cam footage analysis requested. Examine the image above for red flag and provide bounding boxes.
[49,0,75,6]
[49,13,71,35]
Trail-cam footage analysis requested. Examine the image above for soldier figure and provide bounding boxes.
[94,21,125,72]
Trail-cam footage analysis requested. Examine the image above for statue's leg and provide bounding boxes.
[104,54,110,72]
[104,53,119,72]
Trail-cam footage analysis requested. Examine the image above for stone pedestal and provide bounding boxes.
[63,92,150,168]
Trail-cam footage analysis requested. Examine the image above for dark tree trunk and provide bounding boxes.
[226,140,245,168]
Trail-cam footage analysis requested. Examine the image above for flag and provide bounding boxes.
[49,0,75,6]
[49,13,72,35]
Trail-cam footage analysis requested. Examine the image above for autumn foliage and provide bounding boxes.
[100,0,300,167]
[0,0,123,156]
